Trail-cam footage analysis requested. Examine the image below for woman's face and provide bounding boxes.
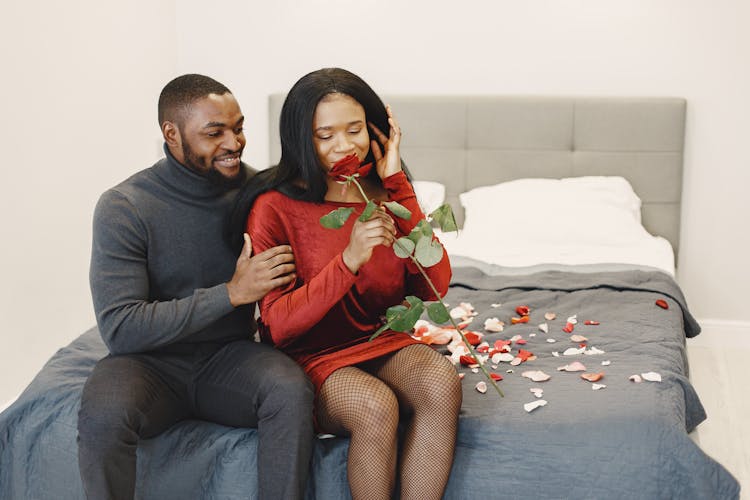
[312,93,370,170]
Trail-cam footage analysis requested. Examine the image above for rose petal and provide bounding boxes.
[546,338,557,343]
[592,383,607,390]
[475,381,487,393]
[494,339,511,350]
[490,373,503,382]
[524,399,548,413]
[538,323,549,334]
[511,316,530,324]
[522,370,551,382]
[584,320,600,326]
[552,351,560,357]
[491,352,515,364]
[515,305,531,316]
[458,372,465,380]
[629,374,643,383]
[515,339,527,345]
[516,349,534,361]
[544,312,556,321]
[601,360,611,366]
[459,355,475,366]
[580,372,604,382]
[563,347,585,356]
[491,303,502,308]
[530,387,544,398]
[557,361,586,372]
[570,334,589,342]
[655,299,669,310]
[641,371,662,382]
[584,346,606,355]
[484,317,505,332]
[563,322,575,333]
[463,331,483,346]
[476,342,490,353]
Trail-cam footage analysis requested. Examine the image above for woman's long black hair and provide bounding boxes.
[228,67,408,254]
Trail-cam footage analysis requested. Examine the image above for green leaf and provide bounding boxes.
[390,299,424,332]
[358,200,377,222]
[320,207,354,229]
[393,237,415,258]
[415,235,444,267]
[373,297,425,335]
[430,203,458,233]
[427,302,450,324]
[406,220,432,245]
[404,295,423,307]
[383,201,412,220]
[385,304,408,322]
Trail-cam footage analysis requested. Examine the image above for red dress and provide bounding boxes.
[246,171,452,391]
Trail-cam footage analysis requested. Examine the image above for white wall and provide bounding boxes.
[176,0,750,319]
[1,0,747,405]
[0,1,177,404]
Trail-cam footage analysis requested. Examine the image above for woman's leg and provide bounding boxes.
[369,343,463,500]
[316,366,400,500]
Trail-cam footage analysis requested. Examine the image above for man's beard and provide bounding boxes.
[181,142,246,190]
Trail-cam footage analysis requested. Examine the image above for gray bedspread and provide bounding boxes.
[0,267,740,499]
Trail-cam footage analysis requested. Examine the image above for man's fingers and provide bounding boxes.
[243,233,253,259]
[255,244,293,261]
[268,263,296,279]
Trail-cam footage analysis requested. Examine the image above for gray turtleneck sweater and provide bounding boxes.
[90,148,255,355]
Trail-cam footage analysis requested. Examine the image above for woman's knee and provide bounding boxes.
[400,346,463,411]
[319,369,400,437]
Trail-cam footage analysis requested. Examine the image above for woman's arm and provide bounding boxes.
[247,194,359,348]
[383,172,452,300]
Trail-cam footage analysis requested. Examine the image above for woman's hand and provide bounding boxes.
[342,208,397,274]
[369,105,402,180]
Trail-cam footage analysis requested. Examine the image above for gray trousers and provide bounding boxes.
[77,339,315,500]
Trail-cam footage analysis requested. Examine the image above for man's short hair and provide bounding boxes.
[158,74,231,127]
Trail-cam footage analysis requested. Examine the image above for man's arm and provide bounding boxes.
[89,190,234,354]
[89,190,294,355]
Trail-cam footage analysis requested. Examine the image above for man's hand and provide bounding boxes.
[227,233,296,306]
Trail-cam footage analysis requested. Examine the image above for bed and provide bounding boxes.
[0,96,740,499]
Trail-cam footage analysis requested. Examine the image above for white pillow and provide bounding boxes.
[459,176,646,245]
[412,180,446,215]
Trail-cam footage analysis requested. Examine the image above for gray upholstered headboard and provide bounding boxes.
[269,95,686,254]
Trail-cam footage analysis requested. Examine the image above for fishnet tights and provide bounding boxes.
[316,344,462,500]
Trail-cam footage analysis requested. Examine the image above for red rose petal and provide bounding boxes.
[463,331,482,346]
[584,320,600,326]
[490,373,503,382]
[563,322,575,333]
[511,316,530,324]
[655,299,669,309]
[516,339,528,345]
[459,355,475,366]
[517,349,534,361]
[515,305,531,316]
[494,339,512,349]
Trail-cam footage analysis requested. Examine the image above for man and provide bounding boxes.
[78,74,314,500]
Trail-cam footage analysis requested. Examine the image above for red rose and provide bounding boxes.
[328,154,372,181]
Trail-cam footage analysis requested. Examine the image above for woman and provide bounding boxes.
[245,68,462,500]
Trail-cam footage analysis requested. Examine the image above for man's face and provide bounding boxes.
[171,93,246,186]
